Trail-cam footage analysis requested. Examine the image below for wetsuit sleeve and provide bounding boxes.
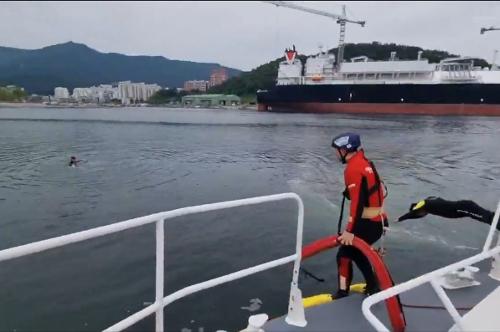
[345,167,365,233]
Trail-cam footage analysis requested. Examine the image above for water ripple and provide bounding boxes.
[1,107,500,332]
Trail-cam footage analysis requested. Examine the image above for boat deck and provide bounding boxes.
[265,270,499,331]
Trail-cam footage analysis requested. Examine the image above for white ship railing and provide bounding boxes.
[362,200,500,332]
[0,193,307,332]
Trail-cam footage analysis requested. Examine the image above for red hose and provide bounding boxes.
[301,235,406,332]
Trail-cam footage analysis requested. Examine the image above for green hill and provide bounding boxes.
[0,42,241,95]
[209,42,490,101]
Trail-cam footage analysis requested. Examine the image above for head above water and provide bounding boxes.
[71,156,76,160]
[331,133,361,164]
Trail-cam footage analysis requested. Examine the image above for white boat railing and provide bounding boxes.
[0,193,307,332]
[362,200,500,332]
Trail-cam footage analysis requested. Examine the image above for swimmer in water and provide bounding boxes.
[68,156,81,167]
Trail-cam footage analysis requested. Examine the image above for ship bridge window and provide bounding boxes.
[380,73,393,79]
[440,63,471,72]
[365,73,376,79]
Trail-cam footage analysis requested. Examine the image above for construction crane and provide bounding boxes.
[480,27,500,69]
[263,1,365,68]
[481,26,500,34]
[492,50,498,70]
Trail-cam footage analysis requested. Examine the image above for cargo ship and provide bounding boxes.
[257,47,500,116]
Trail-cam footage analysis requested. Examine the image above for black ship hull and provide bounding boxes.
[257,83,500,116]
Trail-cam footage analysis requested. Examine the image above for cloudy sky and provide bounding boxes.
[1,1,499,71]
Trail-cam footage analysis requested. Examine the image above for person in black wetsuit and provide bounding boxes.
[398,196,497,229]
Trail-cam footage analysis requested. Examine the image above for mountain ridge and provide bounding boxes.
[0,41,242,94]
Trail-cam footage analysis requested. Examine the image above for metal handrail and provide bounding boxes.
[0,193,306,332]
[362,200,500,332]
[483,200,500,252]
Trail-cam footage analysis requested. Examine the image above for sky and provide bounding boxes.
[1,1,499,71]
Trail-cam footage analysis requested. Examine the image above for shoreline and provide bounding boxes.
[0,102,50,108]
[0,102,124,109]
[0,101,257,111]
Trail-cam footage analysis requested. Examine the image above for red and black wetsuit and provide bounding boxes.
[337,149,386,293]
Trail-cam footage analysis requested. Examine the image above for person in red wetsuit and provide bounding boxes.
[331,133,387,298]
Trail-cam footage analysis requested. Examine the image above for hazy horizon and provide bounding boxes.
[1,1,499,71]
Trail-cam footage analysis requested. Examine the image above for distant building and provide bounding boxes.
[71,82,161,104]
[118,81,161,105]
[54,87,70,100]
[184,80,209,92]
[26,94,44,103]
[72,85,119,103]
[181,94,240,108]
[72,87,93,101]
[209,68,228,88]
[91,85,119,103]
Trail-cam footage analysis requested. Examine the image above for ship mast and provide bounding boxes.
[262,1,365,70]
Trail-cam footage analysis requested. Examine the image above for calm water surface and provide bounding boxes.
[0,107,499,331]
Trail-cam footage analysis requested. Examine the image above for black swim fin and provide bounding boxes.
[398,200,428,222]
